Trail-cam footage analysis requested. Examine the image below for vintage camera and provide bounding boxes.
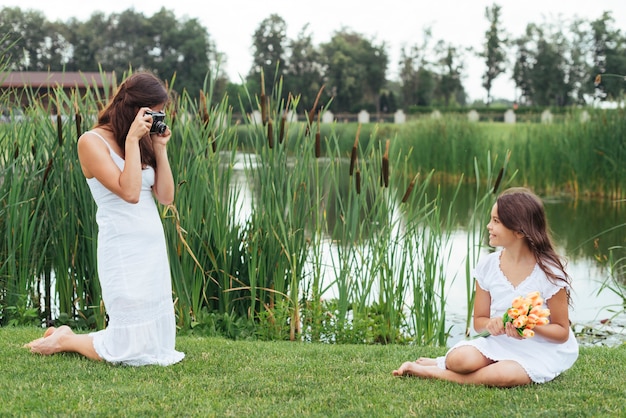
[145,110,167,134]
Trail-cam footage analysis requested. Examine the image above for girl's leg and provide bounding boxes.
[393,346,531,387]
[394,360,531,387]
[25,325,102,361]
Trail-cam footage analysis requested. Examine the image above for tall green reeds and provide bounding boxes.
[2,66,624,345]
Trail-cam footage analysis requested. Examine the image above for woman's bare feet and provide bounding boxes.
[25,325,73,355]
[414,357,437,366]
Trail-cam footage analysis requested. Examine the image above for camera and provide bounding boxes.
[145,110,168,134]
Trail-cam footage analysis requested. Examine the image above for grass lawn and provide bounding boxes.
[3,327,625,417]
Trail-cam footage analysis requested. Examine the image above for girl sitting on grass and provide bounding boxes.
[393,187,578,387]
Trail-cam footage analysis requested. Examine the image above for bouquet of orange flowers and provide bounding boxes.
[476,291,550,338]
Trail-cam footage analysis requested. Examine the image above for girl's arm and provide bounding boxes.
[532,288,571,343]
[473,284,506,336]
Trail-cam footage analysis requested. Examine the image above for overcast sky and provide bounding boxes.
[3,0,625,102]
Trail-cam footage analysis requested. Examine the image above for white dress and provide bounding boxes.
[85,131,184,366]
[438,249,578,383]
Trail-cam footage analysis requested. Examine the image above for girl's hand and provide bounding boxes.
[504,322,523,340]
[485,317,505,336]
[127,107,153,143]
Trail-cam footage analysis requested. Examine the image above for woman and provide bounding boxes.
[26,71,185,366]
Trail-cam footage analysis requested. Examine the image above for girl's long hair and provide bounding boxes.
[95,71,170,168]
[496,187,572,304]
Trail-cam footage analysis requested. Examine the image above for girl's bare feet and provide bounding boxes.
[25,325,73,355]
[393,361,443,379]
[43,326,56,338]
[415,357,437,366]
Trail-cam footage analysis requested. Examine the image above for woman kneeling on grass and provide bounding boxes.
[393,187,578,387]
[25,71,184,366]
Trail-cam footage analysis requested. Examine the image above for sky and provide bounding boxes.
[2,0,625,102]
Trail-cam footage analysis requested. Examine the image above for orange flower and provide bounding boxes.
[475,291,550,339]
[512,315,528,329]
[507,308,521,319]
[527,291,543,307]
[511,296,527,310]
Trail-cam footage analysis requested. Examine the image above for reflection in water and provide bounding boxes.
[233,160,625,345]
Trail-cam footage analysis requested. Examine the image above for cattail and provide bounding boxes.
[401,173,419,203]
[267,118,274,149]
[279,113,286,144]
[260,72,268,126]
[315,112,321,158]
[210,133,217,153]
[381,139,390,188]
[349,124,361,176]
[279,94,291,144]
[306,85,325,136]
[42,158,53,186]
[200,90,210,127]
[13,142,18,159]
[493,167,504,194]
[75,111,82,140]
[56,114,63,147]
[74,98,82,140]
[355,169,361,194]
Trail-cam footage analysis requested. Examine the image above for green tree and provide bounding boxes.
[480,3,507,105]
[590,11,626,103]
[249,14,288,96]
[283,24,325,113]
[398,29,446,108]
[320,29,388,113]
[434,41,466,106]
[0,7,58,71]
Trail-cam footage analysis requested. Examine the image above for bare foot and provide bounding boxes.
[393,361,443,379]
[415,357,437,366]
[43,326,56,338]
[26,325,73,355]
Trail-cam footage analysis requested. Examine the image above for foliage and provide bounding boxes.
[480,3,508,105]
[3,327,626,417]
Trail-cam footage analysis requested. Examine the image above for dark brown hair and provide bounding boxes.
[496,187,572,303]
[95,71,170,168]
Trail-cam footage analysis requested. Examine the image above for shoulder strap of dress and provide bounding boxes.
[85,130,113,152]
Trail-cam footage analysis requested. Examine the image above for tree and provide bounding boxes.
[0,7,59,71]
[249,14,288,96]
[480,3,507,105]
[320,29,388,113]
[513,23,571,106]
[283,24,325,113]
[434,41,466,106]
[590,11,626,103]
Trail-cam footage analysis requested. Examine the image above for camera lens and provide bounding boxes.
[153,121,167,134]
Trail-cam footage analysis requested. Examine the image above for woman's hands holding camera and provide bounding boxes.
[126,107,153,143]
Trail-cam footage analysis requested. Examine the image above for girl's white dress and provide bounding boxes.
[85,131,184,366]
[438,249,578,383]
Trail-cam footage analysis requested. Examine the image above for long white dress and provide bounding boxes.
[85,131,185,366]
[438,249,578,383]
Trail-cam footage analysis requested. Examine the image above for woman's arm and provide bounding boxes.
[150,128,175,205]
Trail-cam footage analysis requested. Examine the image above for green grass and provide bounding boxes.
[3,327,625,417]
